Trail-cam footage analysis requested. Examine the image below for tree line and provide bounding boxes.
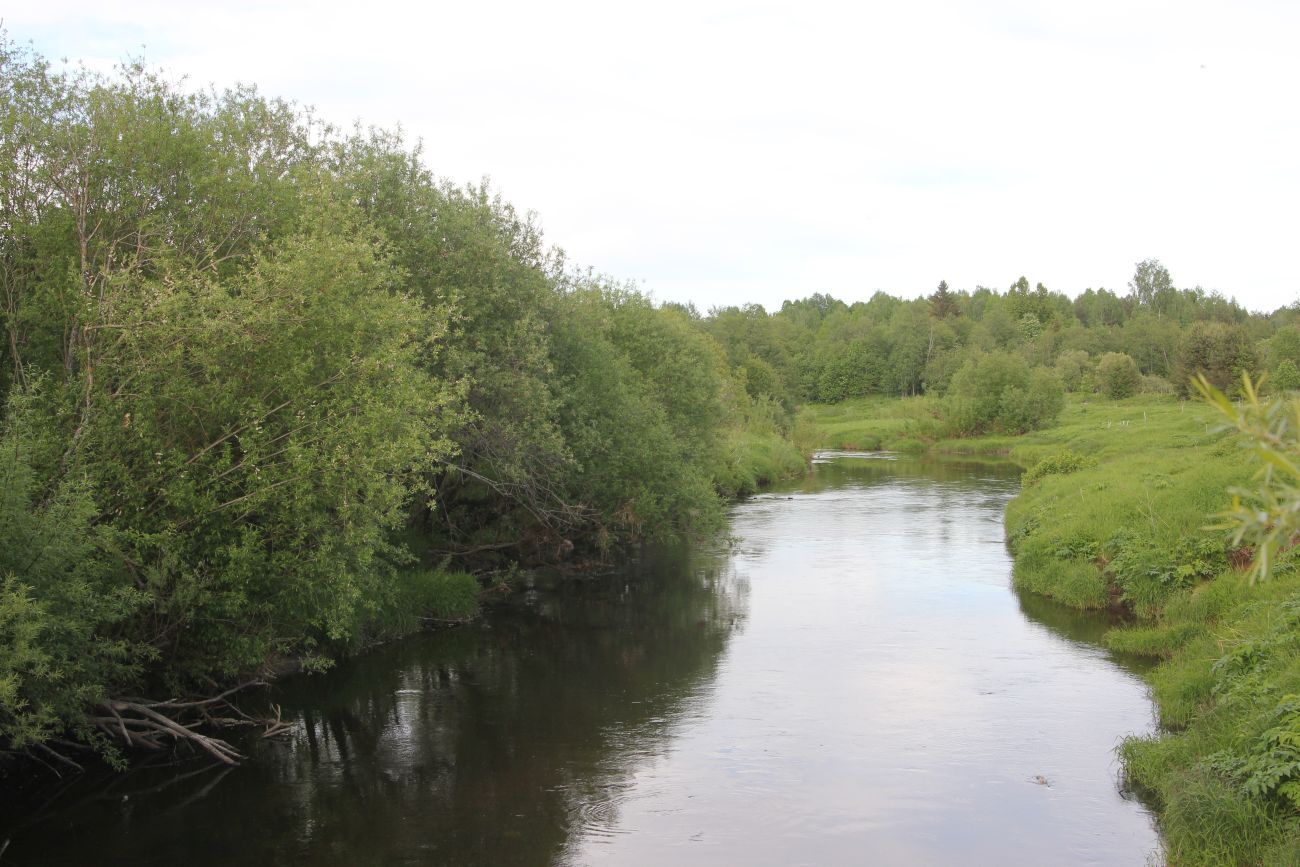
[700,264,1298,435]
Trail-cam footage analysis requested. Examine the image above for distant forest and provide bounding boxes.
[706,268,1293,407]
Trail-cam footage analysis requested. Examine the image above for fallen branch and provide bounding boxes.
[26,742,84,778]
[95,701,244,765]
[86,680,289,765]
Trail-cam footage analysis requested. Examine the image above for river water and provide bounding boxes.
[5,453,1161,866]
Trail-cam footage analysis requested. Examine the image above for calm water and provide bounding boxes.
[5,453,1161,866]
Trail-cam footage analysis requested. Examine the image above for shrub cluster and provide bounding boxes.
[1021,450,1098,485]
[1097,352,1141,398]
[943,353,1065,436]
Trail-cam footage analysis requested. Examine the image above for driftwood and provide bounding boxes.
[69,681,293,768]
[87,701,244,765]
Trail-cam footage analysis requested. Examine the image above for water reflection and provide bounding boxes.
[566,453,1159,866]
[5,546,746,866]
[1014,587,1157,678]
[4,453,1161,866]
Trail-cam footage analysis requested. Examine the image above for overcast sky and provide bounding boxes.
[7,1,1298,312]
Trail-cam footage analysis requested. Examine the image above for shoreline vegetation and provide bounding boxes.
[0,36,807,779]
[803,393,1300,865]
[6,34,1300,866]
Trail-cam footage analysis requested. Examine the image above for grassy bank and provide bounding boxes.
[714,428,810,497]
[805,394,1300,865]
[711,398,812,497]
[798,395,943,452]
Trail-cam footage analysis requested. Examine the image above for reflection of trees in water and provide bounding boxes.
[797,453,1021,496]
[272,543,747,866]
[7,543,746,866]
[1013,585,1157,679]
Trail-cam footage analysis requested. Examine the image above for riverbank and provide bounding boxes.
[296,425,809,664]
[0,418,807,797]
[804,395,1300,865]
[3,448,1164,865]
[385,426,806,625]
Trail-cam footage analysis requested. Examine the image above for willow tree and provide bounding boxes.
[0,41,463,760]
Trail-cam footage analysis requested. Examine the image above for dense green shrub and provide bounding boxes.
[1139,374,1175,395]
[944,352,1064,436]
[547,288,727,544]
[0,37,804,760]
[0,388,145,749]
[1174,321,1258,397]
[1105,532,1226,616]
[1053,349,1093,393]
[815,340,887,403]
[1097,352,1141,398]
[1268,328,1300,371]
[1271,359,1300,392]
[1022,450,1097,485]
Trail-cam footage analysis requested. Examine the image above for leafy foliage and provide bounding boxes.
[1176,322,1258,397]
[1021,449,1096,485]
[0,386,146,748]
[1198,374,1300,583]
[1238,696,1300,810]
[943,352,1064,436]
[1052,349,1093,393]
[0,35,807,759]
[1097,352,1140,399]
[1272,359,1300,393]
[1106,532,1227,614]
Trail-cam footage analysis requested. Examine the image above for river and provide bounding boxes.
[4,452,1161,866]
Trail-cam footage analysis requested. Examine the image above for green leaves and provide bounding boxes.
[1177,322,1259,398]
[1204,695,1300,812]
[1022,449,1097,485]
[944,351,1065,436]
[1097,352,1141,399]
[1196,373,1300,584]
[548,285,727,542]
[0,384,146,750]
[0,33,792,760]
[81,220,460,675]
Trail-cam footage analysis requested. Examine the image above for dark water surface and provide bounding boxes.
[5,453,1161,866]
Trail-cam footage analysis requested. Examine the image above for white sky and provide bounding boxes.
[7,1,1299,313]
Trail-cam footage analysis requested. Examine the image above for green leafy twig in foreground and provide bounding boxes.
[1195,372,1300,583]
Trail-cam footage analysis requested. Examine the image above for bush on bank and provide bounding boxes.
[944,352,1065,436]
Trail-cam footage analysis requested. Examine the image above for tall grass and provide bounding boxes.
[798,395,943,451]
[712,398,809,496]
[355,569,482,647]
